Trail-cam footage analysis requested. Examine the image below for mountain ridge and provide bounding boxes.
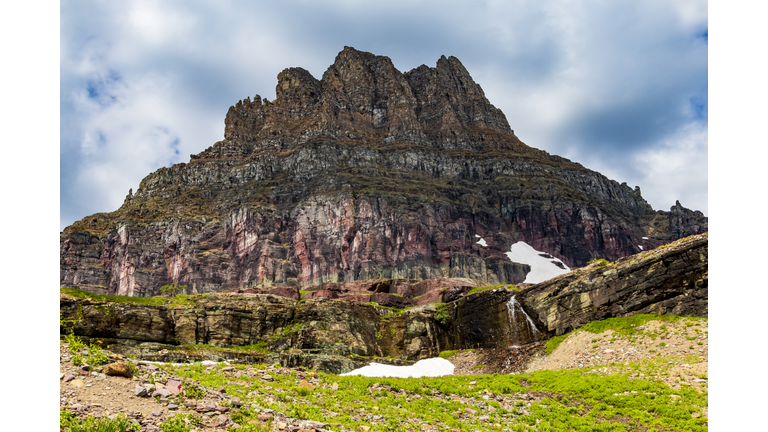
[61,47,707,297]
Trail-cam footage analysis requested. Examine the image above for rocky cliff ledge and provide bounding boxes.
[60,233,707,373]
[60,46,707,297]
[517,232,708,336]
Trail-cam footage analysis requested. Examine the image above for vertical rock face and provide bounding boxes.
[517,233,709,337]
[60,232,707,371]
[59,232,708,373]
[61,47,707,297]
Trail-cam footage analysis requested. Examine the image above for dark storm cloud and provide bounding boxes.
[60,0,708,230]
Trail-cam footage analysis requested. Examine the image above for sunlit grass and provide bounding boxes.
[157,356,707,432]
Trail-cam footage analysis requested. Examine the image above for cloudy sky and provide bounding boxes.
[60,0,708,230]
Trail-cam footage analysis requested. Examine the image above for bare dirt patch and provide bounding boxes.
[449,343,546,376]
[60,343,250,431]
[526,319,709,391]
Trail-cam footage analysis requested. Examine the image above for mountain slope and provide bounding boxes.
[60,47,707,297]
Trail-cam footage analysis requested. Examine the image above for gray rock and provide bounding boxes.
[165,379,181,395]
[215,415,230,427]
[151,389,172,398]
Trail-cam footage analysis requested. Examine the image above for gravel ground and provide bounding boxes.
[60,318,708,430]
[60,343,247,431]
[525,319,709,391]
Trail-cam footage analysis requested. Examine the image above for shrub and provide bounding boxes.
[434,303,450,326]
[184,385,206,399]
[61,410,139,432]
[64,325,86,354]
[160,283,187,297]
[160,414,200,432]
[86,343,109,366]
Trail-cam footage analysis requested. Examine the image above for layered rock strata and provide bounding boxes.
[61,234,707,373]
[229,277,483,308]
[60,47,707,297]
[516,232,708,336]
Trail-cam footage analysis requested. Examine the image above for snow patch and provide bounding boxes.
[505,241,571,284]
[642,237,649,240]
[340,357,455,378]
[476,238,488,247]
[638,245,644,250]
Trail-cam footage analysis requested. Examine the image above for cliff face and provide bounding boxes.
[60,233,707,373]
[517,232,708,337]
[60,47,707,296]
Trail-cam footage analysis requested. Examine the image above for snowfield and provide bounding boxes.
[340,357,455,378]
[505,241,571,284]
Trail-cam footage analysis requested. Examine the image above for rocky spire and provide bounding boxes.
[221,46,521,156]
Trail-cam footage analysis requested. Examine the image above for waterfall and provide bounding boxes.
[506,295,541,344]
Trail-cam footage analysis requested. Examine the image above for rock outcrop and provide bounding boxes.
[229,277,482,308]
[61,233,707,373]
[60,47,707,297]
[517,232,708,336]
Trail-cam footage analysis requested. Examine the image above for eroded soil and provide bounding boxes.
[526,319,709,391]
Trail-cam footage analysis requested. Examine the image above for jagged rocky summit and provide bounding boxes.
[60,46,707,297]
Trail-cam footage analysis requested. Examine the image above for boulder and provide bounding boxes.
[102,362,133,378]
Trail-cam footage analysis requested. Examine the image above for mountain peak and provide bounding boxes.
[62,48,706,298]
[216,47,523,159]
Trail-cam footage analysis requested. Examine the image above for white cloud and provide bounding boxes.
[60,1,708,229]
[632,122,708,213]
[126,0,199,46]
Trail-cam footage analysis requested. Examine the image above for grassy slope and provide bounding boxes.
[153,347,706,431]
[60,288,707,431]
